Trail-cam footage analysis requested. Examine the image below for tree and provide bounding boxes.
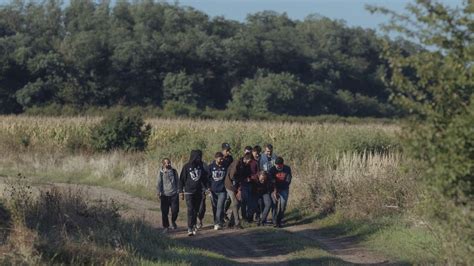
[162,71,203,106]
[369,0,473,201]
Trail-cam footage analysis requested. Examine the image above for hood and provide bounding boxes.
[188,150,202,166]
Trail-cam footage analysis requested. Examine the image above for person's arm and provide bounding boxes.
[286,167,293,185]
[179,166,186,199]
[157,170,163,197]
[249,161,259,183]
[201,165,209,192]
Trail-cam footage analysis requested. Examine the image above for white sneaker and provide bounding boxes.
[192,228,197,235]
[214,224,222,230]
[196,221,203,229]
[187,229,193,236]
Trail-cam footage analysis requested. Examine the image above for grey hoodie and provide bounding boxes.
[260,153,277,172]
[157,167,179,196]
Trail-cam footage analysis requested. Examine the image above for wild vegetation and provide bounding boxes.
[0,0,419,117]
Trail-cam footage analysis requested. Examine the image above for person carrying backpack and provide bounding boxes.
[157,158,179,233]
[179,150,208,236]
[208,152,228,230]
[269,157,292,228]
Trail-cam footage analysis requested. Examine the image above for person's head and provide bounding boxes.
[252,146,261,160]
[242,154,252,165]
[221,143,231,156]
[162,158,172,169]
[244,146,253,155]
[275,156,284,170]
[215,152,224,166]
[258,171,268,184]
[189,150,202,165]
[264,144,273,157]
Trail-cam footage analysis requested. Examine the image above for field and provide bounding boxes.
[0,115,441,264]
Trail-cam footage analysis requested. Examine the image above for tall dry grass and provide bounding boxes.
[0,115,409,218]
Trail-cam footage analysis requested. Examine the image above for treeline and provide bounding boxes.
[0,0,418,117]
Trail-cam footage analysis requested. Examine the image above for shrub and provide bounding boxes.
[90,111,151,152]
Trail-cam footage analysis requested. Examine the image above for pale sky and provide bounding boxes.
[175,0,463,30]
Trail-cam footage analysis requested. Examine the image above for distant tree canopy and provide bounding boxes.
[0,0,419,117]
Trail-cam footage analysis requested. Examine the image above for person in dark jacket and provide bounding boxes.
[221,142,234,168]
[179,150,208,236]
[208,152,228,230]
[157,158,179,233]
[241,150,259,222]
[269,156,292,228]
[255,171,273,226]
[225,154,252,229]
[196,150,208,230]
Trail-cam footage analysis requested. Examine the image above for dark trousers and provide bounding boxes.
[198,193,206,221]
[240,185,257,221]
[160,194,179,228]
[185,193,203,230]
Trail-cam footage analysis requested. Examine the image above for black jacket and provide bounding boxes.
[179,150,208,194]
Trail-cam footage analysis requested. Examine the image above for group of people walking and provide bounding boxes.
[157,143,292,236]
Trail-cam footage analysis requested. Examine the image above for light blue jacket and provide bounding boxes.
[259,153,277,172]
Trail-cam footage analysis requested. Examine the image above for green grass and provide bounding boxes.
[308,212,441,264]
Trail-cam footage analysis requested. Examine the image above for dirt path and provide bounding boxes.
[0,180,392,265]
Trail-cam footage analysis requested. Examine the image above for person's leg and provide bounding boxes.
[170,194,179,228]
[271,193,280,226]
[185,194,194,231]
[240,186,249,221]
[277,190,289,226]
[197,193,206,227]
[247,190,257,222]
[193,193,203,230]
[216,191,227,226]
[160,195,170,228]
[211,191,219,225]
[226,189,241,226]
[261,193,272,224]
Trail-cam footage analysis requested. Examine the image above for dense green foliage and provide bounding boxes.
[370,0,473,263]
[0,0,418,117]
[371,0,473,202]
[91,111,151,152]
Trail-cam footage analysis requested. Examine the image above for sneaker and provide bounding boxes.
[192,228,197,235]
[196,220,203,229]
[163,228,169,233]
[171,222,177,230]
[187,229,193,236]
[214,224,222,230]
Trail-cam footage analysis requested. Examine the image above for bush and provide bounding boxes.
[90,111,151,152]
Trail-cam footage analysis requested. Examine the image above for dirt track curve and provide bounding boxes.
[0,181,392,265]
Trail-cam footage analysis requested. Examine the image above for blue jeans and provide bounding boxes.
[257,193,272,223]
[211,191,227,226]
[240,185,256,221]
[272,189,289,225]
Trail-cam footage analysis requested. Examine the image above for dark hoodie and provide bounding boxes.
[208,160,227,193]
[179,150,208,194]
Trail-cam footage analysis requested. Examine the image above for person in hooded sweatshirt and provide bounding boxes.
[269,156,292,228]
[208,152,228,230]
[157,158,179,233]
[241,147,259,222]
[196,150,209,230]
[179,150,208,236]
